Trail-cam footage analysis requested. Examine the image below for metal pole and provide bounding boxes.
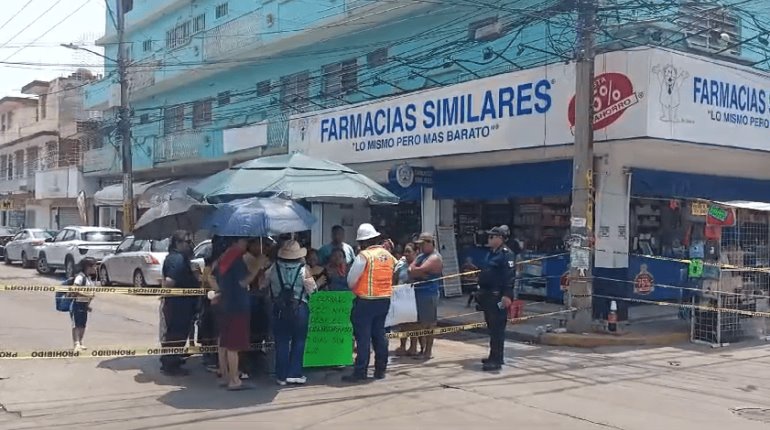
[566,0,596,333]
[116,0,134,233]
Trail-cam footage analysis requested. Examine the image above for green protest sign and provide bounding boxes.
[688,259,704,278]
[303,291,355,367]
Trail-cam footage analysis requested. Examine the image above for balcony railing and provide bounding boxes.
[203,11,262,61]
[35,165,90,200]
[83,78,116,110]
[83,146,120,174]
[153,131,210,164]
[0,119,58,146]
[267,115,289,147]
[0,177,32,194]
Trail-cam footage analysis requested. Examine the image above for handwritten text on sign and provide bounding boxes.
[303,291,355,367]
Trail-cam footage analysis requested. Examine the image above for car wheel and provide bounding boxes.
[100,265,112,286]
[133,269,147,288]
[65,257,76,280]
[21,252,30,268]
[37,253,52,275]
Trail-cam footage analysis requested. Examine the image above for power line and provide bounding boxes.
[1,0,92,63]
[0,0,36,34]
[0,0,64,53]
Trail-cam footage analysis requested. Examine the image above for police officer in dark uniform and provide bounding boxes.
[477,226,516,371]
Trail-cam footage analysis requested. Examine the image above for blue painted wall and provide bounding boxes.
[84,0,770,174]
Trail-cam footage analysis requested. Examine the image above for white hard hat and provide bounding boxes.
[356,223,381,241]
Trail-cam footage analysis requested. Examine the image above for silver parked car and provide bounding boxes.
[100,236,170,288]
[4,229,56,268]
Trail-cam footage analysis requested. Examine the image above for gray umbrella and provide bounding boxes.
[133,196,215,240]
[187,153,399,204]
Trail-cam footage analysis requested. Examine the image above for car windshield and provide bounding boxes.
[151,238,170,252]
[83,231,123,242]
[31,230,53,239]
[194,242,212,259]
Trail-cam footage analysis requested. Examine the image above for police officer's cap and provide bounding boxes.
[487,225,510,238]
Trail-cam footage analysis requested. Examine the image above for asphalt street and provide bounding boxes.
[0,262,769,430]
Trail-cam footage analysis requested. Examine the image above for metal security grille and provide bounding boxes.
[692,207,769,346]
[153,132,206,163]
[203,11,261,61]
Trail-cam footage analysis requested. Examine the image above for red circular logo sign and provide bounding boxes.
[568,73,639,131]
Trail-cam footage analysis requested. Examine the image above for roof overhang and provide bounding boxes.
[20,80,50,96]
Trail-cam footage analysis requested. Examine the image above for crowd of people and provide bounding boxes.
[64,221,518,388]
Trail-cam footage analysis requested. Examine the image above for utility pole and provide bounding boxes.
[566,0,596,333]
[116,0,134,233]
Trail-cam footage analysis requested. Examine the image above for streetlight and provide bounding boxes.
[60,2,134,233]
[60,43,116,62]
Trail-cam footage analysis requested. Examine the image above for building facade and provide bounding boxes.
[0,71,101,229]
[80,0,770,240]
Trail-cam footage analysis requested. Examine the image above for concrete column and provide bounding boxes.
[594,155,630,269]
[421,187,437,234]
[438,199,454,227]
[311,203,324,249]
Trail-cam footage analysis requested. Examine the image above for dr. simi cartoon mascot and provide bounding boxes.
[652,64,689,123]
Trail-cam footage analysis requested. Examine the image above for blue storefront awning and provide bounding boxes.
[631,168,770,203]
[433,159,573,200]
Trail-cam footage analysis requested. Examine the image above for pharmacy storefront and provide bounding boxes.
[290,47,770,310]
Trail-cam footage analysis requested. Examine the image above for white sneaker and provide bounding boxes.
[74,343,86,352]
[287,376,307,385]
[276,379,287,386]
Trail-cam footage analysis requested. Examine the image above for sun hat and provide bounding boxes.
[278,240,307,260]
[415,232,435,243]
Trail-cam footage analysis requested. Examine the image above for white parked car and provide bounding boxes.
[4,229,56,268]
[100,236,170,288]
[37,226,124,279]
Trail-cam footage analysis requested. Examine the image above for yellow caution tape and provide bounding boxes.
[0,252,569,297]
[0,343,272,360]
[0,285,207,296]
[387,309,575,339]
[594,294,770,318]
[0,309,575,360]
[590,247,770,274]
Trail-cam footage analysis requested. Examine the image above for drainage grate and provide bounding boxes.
[732,408,770,423]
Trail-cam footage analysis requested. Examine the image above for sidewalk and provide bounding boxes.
[437,296,690,347]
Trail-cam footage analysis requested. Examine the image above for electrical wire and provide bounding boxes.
[8,0,770,153]
[1,0,93,63]
[0,0,65,53]
[0,0,36,34]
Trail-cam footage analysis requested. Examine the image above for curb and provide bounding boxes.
[538,330,690,348]
[437,318,689,347]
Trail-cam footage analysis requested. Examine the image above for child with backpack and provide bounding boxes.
[69,258,97,351]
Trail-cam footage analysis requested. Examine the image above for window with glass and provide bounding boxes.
[83,231,124,242]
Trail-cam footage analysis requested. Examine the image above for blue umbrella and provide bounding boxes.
[202,198,316,237]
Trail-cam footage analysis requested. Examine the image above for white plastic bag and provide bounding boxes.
[385,284,418,327]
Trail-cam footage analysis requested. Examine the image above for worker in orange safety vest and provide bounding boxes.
[343,223,396,383]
